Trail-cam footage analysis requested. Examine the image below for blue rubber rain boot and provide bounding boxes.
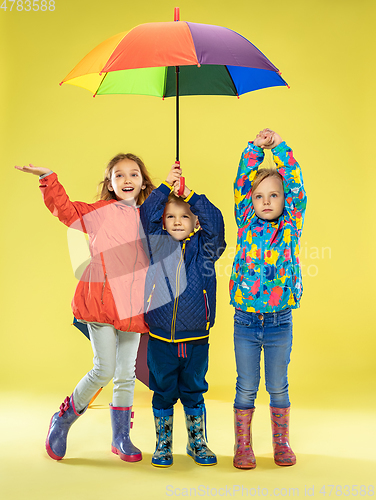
[110,405,142,462]
[184,404,217,466]
[151,407,174,467]
[46,394,86,460]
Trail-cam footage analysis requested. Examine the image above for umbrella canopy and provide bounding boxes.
[61,21,288,98]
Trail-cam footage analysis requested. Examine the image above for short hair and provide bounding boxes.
[97,153,155,204]
[163,193,196,227]
[167,193,184,204]
[252,168,284,193]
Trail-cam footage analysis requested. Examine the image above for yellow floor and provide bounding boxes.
[1,387,374,500]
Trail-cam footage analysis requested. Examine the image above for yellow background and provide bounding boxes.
[1,0,375,498]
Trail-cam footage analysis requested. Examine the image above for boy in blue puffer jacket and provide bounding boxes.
[140,164,226,468]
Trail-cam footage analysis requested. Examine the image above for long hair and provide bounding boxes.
[97,153,155,204]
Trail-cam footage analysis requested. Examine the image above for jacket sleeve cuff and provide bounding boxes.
[248,141,263,153]
[158,182,173,196]
[39,170,54,180]
[184,190,199,206]
[272,141,288,154]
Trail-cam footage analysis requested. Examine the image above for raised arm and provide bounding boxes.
[234,131,271,227]
[271,140,307,234]
[187,192,226,262]
[140,163,182,236]
[15,163,108,231]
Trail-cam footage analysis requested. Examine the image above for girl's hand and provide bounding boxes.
[15,164,52,176]
[253,129,272,148]
[254,129,283,149]
[269,131,283,148]
[173,180,191,198]
[166,163,182,186]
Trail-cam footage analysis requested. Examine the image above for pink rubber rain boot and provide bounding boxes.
[233,408,256,469]
[270,406,296,466]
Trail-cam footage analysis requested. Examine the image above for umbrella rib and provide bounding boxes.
[162,66,168,99]
[94,72,110,96]
[224,66,239,97]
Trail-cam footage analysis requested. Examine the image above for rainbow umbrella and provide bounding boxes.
[60,8,288,162]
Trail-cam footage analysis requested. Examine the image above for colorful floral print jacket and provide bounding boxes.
[229,141,307,313]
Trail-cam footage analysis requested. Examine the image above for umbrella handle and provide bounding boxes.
[174,160,185,196]
[178,177,185,196]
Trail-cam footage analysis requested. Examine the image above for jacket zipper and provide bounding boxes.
[203,289,210,330]
[260,226,265,294]
[146,284,156,314]
[101,273,107,304]
[126,207,139,331]
[170,241,186,341]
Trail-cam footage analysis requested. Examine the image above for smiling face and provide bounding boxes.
[108,159,146,205]
[164,199,199,241]
[252,175,285,220]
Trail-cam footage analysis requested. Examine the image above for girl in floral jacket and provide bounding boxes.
[230,129,307,470]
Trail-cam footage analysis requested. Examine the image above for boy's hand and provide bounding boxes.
[14,164,52,176]
[254,129,283,149]
[173,181,191,198]
[166,163,182,186]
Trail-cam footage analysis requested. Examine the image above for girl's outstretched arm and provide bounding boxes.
[15,164,109,230]
[15,164,52,176]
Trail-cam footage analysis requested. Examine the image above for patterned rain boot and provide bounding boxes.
[233,408,256,469]
[110,405,142,462]
[270,406,296,466]
[184,405,217,466]
[152,407,174,467]
[46,394,87,460]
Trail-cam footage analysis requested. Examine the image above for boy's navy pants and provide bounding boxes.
[147,335,209,410]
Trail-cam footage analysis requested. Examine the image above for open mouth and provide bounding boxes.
[122,187,134,192]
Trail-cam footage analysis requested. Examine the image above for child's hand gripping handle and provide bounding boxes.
[175,161,185,196]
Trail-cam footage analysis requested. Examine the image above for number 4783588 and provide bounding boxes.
[1,1,55,11]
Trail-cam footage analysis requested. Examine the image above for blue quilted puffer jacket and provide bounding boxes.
[140,183,226,342]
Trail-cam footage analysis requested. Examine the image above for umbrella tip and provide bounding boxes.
[174,7,180,21]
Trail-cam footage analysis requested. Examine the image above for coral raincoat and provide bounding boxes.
[229,141,307,313]
[39,172,149,333]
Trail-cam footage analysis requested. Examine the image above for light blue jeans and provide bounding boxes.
[73,323,140,411]
[233,308,293,409]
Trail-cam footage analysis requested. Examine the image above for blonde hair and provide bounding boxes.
[97,153,155,204]
[162,192,197,228]
[252,168,284,193]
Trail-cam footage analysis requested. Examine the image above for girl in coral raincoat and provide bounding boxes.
[16,153,154,463]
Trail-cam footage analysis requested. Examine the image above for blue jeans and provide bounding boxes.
[233,308,293,409]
